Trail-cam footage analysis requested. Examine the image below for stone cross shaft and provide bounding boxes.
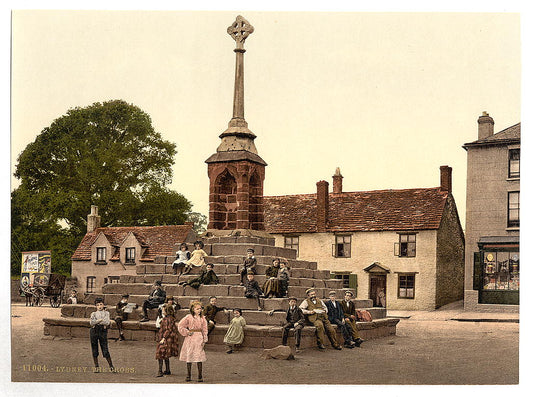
[227,16,254,124]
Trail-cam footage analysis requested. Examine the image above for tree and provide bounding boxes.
[12,100,194,275]
[186,212,208,234]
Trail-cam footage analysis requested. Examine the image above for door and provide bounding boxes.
[369,274,387,307]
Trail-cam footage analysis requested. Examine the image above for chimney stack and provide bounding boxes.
[477,111,494,140]
[332,167,343,194]
[87,205,101,233]
[316,180,329,232]
[440,166,452,193]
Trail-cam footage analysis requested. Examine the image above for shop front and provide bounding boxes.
[474,236,519,305]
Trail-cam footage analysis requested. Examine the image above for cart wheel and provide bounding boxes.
[32,288,44,307]
[50,295,61,308]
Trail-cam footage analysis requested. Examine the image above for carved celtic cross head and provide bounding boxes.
[227,15,254,50]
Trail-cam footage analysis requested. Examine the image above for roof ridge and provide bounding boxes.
[265,186,443,199]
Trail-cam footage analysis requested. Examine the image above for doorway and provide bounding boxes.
[369,274,387,307]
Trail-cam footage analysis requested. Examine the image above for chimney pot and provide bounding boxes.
[87,205,101,233]
[477,111,494,140]
[332,167,343,194]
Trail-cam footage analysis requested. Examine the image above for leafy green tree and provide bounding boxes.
[186,211,208,234]
[12,100,195,276]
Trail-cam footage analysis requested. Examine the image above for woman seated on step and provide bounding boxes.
[262,258,281,298]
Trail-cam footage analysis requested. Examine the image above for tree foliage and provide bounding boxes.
[12,100,195,275]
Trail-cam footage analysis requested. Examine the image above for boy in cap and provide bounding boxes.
[340,290,364,347]
[243,272,263,311]
[203,296,229,335]
[282,297,305,352]
[299,288,341,350]
[90,297,114,372]
[325,291,356,348]
[140,280,166,322]
[239,248,257,285]
[114,293,132,341]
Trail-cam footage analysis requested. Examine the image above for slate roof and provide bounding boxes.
[463,122,521,148]
[71,224,194,262]
[264,187,449,234]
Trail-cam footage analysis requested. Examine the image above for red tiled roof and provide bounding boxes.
[264,188,449,233]
[71,224,194,261]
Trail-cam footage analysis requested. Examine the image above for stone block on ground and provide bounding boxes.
[61,305,74,317]
[261,345,294,360]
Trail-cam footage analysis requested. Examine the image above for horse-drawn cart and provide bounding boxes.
[20,273,66,307]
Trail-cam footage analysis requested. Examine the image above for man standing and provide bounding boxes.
[299,288,341,350]
[340,291,364,347]
[139,280,166,322]
[325,291,356,348]
[281,297,305,352]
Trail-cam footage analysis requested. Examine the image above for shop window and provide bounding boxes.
[398,274,415,298]
[125,247,136,264]
[333,235,351,258]
[86,276,96,293]
[284,236,299,257]
[483,251,519,291]
[509,149,520,178]
[96,247,107,264]
[507,192,520,227]
[394,234,416,257]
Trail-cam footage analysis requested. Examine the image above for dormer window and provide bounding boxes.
[96,247,107,264]
[125,247,136,264]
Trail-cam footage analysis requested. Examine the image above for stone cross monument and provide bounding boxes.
[205,16,267,231]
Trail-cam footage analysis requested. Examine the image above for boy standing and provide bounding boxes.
[239,248,257,285]
[281,297,305,352]
[90,298,114,372]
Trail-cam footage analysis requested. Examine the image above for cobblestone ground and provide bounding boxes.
[10,303,519,385]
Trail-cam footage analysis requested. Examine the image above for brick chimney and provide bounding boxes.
[440,165,452,193]
[316,180,329,232]
[87,205,101,233]
[478,111,494,140]
[332,167,343,194]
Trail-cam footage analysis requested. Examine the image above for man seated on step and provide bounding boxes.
[239,248,257,285]
[299,288,342,350]
[339,291,364,347]
[203,296,230,335]
[243,272,263,311]
[178,263,219,289]
[281,297,305,352]
[139,280,166,322]
[325,291,357,348]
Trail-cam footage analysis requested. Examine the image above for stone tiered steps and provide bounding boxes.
[43,234,399,348]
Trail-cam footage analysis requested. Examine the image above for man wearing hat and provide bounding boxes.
[340,290,364,347]
[281,297,305,352]
[239,248,257,285]
[299,288,342,350]
[140,280,166,322]
[325,291,356,348]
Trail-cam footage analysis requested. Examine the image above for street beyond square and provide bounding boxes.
[11,302,518,385]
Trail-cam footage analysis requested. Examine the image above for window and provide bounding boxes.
[398,274,415,298]
[395,234,416,257]
[108,276,120,284]
[86,276,96,293]
[333,235,351,258]
[508,192,520,227]
[482,251,519,291]
[332,272,357,291]
[96,247,106,263]
[509,149,520,178]
[284,236,299,256]
[125,247,136,264]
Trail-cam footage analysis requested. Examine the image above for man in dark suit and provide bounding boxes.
[325,291,356,348]
[340,290,364,347]
[281,297,305,352]
[139,280,166,322]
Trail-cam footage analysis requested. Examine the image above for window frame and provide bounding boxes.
[283,235,299,257]
[108,276,120,284]
[395,233,417,257]
[507,191,520,228]
[125,247,136,264]
[508,148,520,178]
[397,273,416,299]
[333,234,352,258]
[86,276,96,293]
[96,247,107,264]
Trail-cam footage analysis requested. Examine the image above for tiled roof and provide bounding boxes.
[264,188,449,234]
[71,224,194,261]
[464,122,521,147]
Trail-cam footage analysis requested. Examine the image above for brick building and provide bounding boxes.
[264,166,465,310]
[71,206,197,294]
[463,113,520,311]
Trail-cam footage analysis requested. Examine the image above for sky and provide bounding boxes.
[10,10,521,227]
